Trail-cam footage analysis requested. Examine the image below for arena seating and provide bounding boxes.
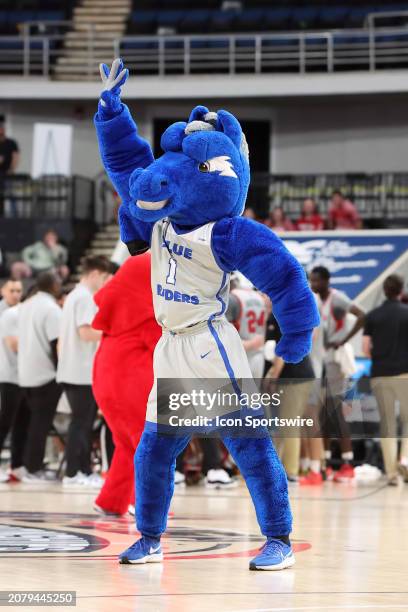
[0,1,71,36]
[127,1,408,36]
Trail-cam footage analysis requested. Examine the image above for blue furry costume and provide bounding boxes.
[95,60,320,570]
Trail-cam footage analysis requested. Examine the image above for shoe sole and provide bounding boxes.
[249,555,296,571]
[119,553,163,565]
[93,505,122,518]
[299,481,323,486]
[397,466,408,483]
[205,481,238,489]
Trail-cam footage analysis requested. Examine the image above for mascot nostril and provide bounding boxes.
[95,59,320,571]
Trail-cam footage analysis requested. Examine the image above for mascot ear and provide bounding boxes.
[188,105,210,123]
[161,121,187,152]
[216,110,243,151]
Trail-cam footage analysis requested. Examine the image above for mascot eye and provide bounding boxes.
[198,161,210,173]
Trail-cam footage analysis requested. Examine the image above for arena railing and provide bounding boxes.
[0,175,95,221]
[3,21,408,76]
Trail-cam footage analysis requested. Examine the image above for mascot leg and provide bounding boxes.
[222,432,295,571]
[118,429,190,564]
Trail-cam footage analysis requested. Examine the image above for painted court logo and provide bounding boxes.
[0,512,311,559]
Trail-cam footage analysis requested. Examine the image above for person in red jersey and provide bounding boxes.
[296,198,324,231]
[265,206,295,232]
[92,252,161,516]
[328,191,361,230]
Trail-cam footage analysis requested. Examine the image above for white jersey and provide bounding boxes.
[231,288,266,342]
[150,219,229,332]
[0,304,19,385]
[57,283,98,385]
[18,291,61,387]
[230,287,266,379]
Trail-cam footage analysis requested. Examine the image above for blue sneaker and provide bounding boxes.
[249,538,295,571]
[119,536,163,565]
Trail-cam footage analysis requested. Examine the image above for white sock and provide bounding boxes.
[300,458,310,472]
[400,456,408,467]
[342,452,353,462]
[324,450,332,460]
[310,460,321,474]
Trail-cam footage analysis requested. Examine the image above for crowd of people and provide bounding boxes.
[0,239,407,512]
[174,266,408,489]
[0,255,113,489]
[244,191,362,231]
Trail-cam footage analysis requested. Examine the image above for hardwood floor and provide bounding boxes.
[0,479,407,611]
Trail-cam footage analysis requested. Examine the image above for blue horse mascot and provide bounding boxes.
[95,59,320,571]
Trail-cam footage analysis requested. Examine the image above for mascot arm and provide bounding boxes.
[212,217,320,364]
[94,104,154,201]
[94,104,155,254]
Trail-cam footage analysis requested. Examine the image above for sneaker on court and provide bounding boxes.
[62,472,88,487]
[323,466,334,481]
[85,473,104,489]
[398,464,408,483]
[387,474,400,487]
[299,471,323,486]
[174,470,186,486]
[286,474,299,484]
[93,503,122,518]
[249,538,295,571]
[205,469,238,489]
[334,464,355,483]
[22,470,56,483]
[9,466,28,482]
[0,469,9,483]
[119,536,163,565]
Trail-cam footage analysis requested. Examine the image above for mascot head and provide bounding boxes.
[128,105,250,226]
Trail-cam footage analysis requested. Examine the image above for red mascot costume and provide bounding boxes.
[92,252,161,516]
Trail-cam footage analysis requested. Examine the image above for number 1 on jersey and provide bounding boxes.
[166,257,177,285]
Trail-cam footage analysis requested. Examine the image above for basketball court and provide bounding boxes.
[1,480,407,611]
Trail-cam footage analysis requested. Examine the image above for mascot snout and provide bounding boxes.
[130,167,171,210]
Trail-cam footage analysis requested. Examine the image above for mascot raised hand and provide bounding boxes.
[95,59,320,571]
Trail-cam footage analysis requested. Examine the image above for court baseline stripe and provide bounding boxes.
[1,484,390,502]
[73,591,408,598]
[234,606,408,611]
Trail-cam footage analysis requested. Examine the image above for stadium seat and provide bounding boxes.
[129,11,157,35]
[36,11,64,22]
[263,8,291,30]
[234,9,265,32]
[319,6,351,29]
[211,10,239,33]
[346,6,379,27]
[157,10,186,31]
[179,10,211,34]
[291,7,320,30]
[8,11,36,24]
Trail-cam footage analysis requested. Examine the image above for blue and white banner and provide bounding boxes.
[282,230,408,299]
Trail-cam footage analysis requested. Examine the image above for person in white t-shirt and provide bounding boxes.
[17,273,62,482]
[0,279,27,483]
[57,255,111,488]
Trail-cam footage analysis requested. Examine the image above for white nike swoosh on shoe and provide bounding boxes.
[149,545,161,554]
